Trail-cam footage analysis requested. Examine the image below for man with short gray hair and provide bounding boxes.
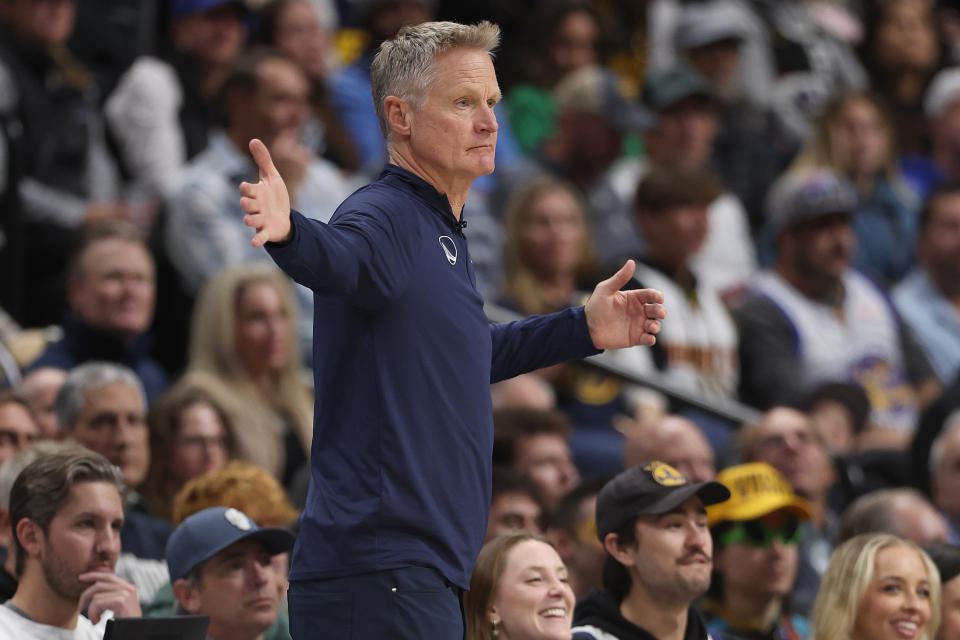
[56,362,172,561]
[238,19,668,638]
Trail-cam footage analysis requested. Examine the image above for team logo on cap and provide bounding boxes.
[225,508,252,531]
[644,462,687,486]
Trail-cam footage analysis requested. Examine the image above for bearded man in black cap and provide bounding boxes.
[572,461,730,640]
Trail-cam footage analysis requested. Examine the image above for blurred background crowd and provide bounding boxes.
[4,0,960,637]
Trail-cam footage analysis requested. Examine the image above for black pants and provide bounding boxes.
[288,566,464,639]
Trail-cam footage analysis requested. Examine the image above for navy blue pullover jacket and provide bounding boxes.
[266,165,600,588]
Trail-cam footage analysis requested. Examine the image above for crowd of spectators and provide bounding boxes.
[6,0,960,638]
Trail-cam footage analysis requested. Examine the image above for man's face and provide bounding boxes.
[638,205,709,269]
[920,193,960,282]
[783,213,855,285]
[248,58,310,148]
[34,481,123,601]
[273,0,329,81]
[514,433,580,509]
[2,0,76,48]
[613,496,713,605]
[644,96,718,169]
[172,3,246,68]
[71,382,149,488]
[714,511,800,602]
[751,408,834,499]
[933,427,960,522]
[486,491,543,542]
[405,47,499,187]
[0,402,38,465]
[68,239,155,338]
[180,539,283,637]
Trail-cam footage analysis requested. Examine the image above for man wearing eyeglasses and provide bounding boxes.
[701,462,813,640]
[572,461,730,640]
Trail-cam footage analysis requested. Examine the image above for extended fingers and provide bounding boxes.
[251,229,270,248]
[238,181,258,198]
[241,196,260,214]
[644,301,667,320]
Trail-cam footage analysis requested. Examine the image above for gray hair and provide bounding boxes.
[55,362,147,431]
[930,409,960,477]
[370,20,500,141]
[10,444,124,575]
[837,488,934,544]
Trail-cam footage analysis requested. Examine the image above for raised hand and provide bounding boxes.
[584,260,666,350]
[240,138,293,248]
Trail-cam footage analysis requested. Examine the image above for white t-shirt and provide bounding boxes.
[0,604,106,639]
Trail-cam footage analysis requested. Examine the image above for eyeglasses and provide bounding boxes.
[717,514,802,548]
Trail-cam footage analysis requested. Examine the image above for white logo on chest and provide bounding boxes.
[438,236,457,265]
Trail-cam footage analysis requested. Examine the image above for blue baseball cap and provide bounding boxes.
[165,507,296,581]
[169,0,248,19]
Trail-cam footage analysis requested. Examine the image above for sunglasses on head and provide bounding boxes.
[717,514,802,548]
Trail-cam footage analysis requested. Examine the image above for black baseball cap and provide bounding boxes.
[595,461,730,541]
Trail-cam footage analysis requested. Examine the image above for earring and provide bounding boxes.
[491,621,500,637]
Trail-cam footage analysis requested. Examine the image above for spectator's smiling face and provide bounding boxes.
[68,238,156,339]
[853,546,933,640]
[406,47,500,188]
[488,540,574,640]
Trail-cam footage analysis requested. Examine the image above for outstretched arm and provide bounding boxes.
[489,261,666,382]
[585,260,666,350]
[239,138,293,247]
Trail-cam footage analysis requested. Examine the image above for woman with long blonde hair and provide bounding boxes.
[812,533,940,640]
[501,175,599,316]
[188,263,313,485]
